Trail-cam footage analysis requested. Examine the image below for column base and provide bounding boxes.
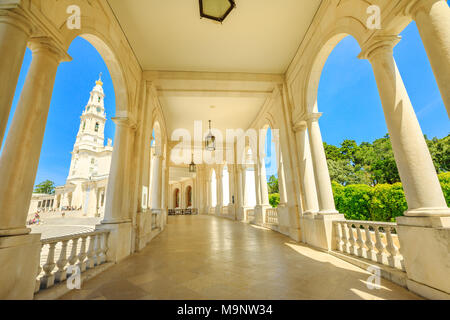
[0,227,31,236]
[300,213,344,250]
[96,221,132,263]
[0,233,41,299]
[404,207,450,217]
[396,216,450,296]
[317,209,340,215]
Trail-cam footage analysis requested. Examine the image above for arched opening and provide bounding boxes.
[173,188,180,208]
[263,127,280,208]
[185,185,192,208]
[4,35,124,223]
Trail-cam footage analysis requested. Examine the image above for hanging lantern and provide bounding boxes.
[199,0,236,23]
[205,120,216,151]
[189,153,197,173]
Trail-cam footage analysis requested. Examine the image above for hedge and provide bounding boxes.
[332,172,450,222]
[269,193,280,208]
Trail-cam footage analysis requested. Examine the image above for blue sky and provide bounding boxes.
[2,22,448,186]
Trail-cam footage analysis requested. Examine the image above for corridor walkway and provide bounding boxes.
[61,215,420,300]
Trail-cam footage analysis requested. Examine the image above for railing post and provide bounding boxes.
[85,234,96,269]
[67,238,79,275]
[94,234,102,266]
[374,226,385,264]
[347,223,356,255]
[355,224,365,257]
[40,243,56,289]
[77,236,87,272]
[363,225,375,261]
[35,243,44,294]
[55,240,69,282]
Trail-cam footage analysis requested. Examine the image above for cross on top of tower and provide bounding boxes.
[96,72,103,86]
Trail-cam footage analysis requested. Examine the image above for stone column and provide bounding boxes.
[237,165,244,207]
[259,157,270,206]
[102,118,135,224]
[293,122,319,214]
[98,116,135,262]
[151,155,163,210]
[0,10,33,149]
[216,169,223,215]
[407,0,450,117]
[253,164,261,206]
[277,154,288,205]
[360,36,449,217]
[0,37,69,236]
[307,113,338,215]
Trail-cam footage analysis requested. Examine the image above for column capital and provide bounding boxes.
[305,112,323,123]
[0,9,33,35]
[292,121,307,133]
[112,116,137,129]
[28,37,71,63]
[358,35,401,61]
[404,0,442,17]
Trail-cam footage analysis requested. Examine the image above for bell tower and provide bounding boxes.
[67,74,111,181]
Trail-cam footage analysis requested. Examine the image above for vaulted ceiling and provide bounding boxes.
[107,0,322,165]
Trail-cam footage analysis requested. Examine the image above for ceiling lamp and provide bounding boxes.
[205,120,216,151]
[199,0,236,23]
[189,153,197,173]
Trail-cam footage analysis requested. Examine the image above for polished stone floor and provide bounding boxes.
[61,215,420,300]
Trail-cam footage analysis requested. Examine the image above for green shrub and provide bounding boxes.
[331,174,449,223]
[332,181,407,222]
[369,183,407,222]
[269,193,280,208]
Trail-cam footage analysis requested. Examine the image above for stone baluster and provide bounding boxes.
[54,240,69,282]
[374,226,385,264]
[336,222,344,252]
[98,232,108,264]
[355,224,365,257]
[77,236,87,272]
[40,242,56,289]
[385,226,399,268]
[85,234,96,269]
[35,243,44,293]
[347,223,356,255]
[67,238,79,275]
[363,225,375,261]
[341,223,350,254]
[94,234,102,266]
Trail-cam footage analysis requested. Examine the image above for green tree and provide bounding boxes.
[267,175,279,194]
[34,180,55,195]
[269,193,280,208]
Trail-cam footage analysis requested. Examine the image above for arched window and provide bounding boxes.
[95,122,99,132]
[82,121,86,131]
[174,188,180,208]
[186,186,192,208]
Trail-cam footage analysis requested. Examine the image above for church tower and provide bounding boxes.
[67,74,113,182]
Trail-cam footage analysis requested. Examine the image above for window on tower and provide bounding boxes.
[98,97,101,103]
[95,122,99,132]
[82,121,86,131]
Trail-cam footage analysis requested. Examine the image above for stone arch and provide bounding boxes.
[62,32,129,115]
[185,185,193,208]
[303,17,367,114]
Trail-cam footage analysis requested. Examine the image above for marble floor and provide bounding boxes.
[61,215,420,300]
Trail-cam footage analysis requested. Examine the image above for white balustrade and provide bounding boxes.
[36,230,110,294]
[333,220,405,271]
[265,208,278,225]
